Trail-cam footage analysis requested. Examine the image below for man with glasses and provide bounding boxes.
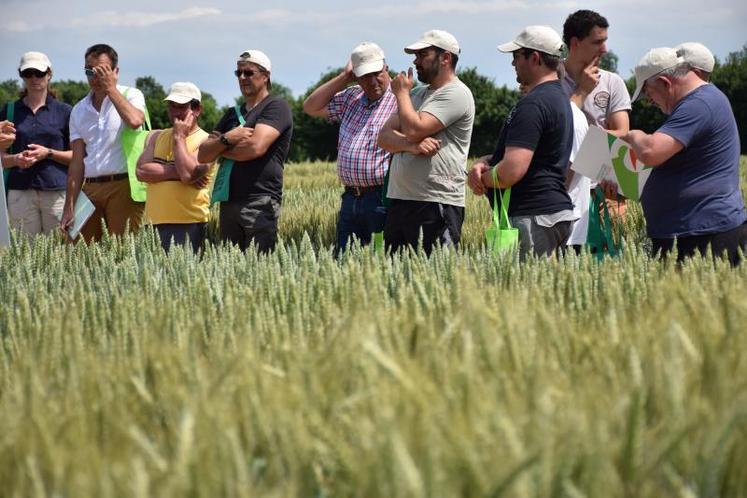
[624,47,747,264]
[61,43,146,241]
[302,42,398,254]
[377,30,475,254]
[468,26,575,258]
[198,50,293,253]
[136,82,214,253]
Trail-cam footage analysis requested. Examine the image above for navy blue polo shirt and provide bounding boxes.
[0,95,72,190]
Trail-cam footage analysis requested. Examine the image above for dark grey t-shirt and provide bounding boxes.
[214,95,293,202]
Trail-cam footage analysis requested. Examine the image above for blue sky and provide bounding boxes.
[1,0,745,106]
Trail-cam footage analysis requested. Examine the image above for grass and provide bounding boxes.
[0,158,746,497]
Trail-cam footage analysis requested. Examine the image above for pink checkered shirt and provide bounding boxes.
[327,86,398,187]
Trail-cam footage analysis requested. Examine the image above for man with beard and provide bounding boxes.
[468,26,574,258]
[303,42,398,253]
[377,30,475,254]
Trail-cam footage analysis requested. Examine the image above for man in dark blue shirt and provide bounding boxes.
[468,26,574,258]
[626,47,747,264]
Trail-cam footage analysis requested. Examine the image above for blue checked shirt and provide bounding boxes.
[327,86,398,187]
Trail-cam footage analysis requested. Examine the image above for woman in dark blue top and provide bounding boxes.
[0,52,72,236]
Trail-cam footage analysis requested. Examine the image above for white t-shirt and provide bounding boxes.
[567,103,591,246]
[69,85,146,177]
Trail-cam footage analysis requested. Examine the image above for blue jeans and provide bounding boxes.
[336,188,387,253]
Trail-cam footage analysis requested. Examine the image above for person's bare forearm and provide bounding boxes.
[136,161,180,183]
[172,135,204,183]
[303,71,351,116]
[108,88,145,129]
[377,128,416,154]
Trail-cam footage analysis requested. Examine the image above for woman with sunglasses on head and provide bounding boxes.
[0,52,72,236]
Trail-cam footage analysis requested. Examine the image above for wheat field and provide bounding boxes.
[0,160,746,497]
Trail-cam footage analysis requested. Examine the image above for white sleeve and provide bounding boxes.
[570,103,589,164]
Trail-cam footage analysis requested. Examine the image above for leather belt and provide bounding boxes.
[344,185,382,197]
[85,173,129,184]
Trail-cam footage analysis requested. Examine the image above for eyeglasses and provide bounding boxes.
[234,69,263,78]
[20,69,48,79]
[84,67,96,78]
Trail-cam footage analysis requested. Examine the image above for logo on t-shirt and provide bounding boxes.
[594,91,610,111]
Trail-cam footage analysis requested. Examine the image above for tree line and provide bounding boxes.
[1,45,745,160]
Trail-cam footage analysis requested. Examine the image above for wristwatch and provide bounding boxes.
[219,134,233,149]
[46,148,53,160]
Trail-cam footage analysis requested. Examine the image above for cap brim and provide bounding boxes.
[164,94,194,104]
[19,62,50,72]
[353,60,384,77]
[404,41,430,54]
[630,81,644,103]
[497,41,521,53]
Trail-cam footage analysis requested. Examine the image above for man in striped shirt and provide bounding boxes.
[303,42,398,253]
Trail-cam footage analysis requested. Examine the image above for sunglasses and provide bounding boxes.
[84,67,96,78]
[20,69,48,79]
[234,69,263,78]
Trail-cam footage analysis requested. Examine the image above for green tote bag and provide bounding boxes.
[120,88,151,202]
[485,168,519,254]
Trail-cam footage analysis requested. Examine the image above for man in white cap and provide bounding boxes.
[302,42,398,254]
[377,29,475,254]
[61,44,146,241]
[624,47,747,264]
[198,49,293,253]
[136,82,214,252]
[468,26,575,258]
[675,42,715,82]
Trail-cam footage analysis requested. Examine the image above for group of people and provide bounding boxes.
[1,9,745,264]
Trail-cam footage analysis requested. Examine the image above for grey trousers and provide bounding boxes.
[510,215,572,260]
[220,195,281,253]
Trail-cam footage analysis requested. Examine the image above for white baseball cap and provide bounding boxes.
[351,42,385,77]
[631,47,684,102]
[164,82,202,104]
[498,26,565,57]
[19,51,51,72]
[237,49,272,73]
[405,30,460,55]
[675,42,715,73]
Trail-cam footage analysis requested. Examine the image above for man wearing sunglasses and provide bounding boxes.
[198,50,293,253]
[302,42,398,254]
[61,43,146,241]
[623,48,747,264]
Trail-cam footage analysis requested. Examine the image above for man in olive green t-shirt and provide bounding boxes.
[378,29,475,255]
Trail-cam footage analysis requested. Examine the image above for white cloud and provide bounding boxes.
[70,7,221,28]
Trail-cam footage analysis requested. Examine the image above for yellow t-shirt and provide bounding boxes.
[144,128,215,224]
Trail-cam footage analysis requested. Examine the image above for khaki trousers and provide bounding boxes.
[81,179,144,241]
[7,189,66,236]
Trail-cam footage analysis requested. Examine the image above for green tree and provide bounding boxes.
[600,51,619,73]
[290,68,343,162]
[712,45,747,153]
[136,76,168,130]
[457,67,520,157]
[198,91,222,132]
[0,80,21,107]
[50,79,89,106]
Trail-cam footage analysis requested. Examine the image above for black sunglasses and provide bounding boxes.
[84,67,96,78]
[20,69,48,79]
[234,69,263,78]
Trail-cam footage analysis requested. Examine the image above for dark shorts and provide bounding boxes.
[384,199,464,255]
[155,223,207,253]
[651,221,747,266]
[220,195,281,253]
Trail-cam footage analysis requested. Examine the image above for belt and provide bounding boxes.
[344,185,383,197]
[85,173,129,184]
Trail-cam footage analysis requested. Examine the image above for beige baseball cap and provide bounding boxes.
[404,30,460,55]
[237,49,272,72]
[631,47,684,102]
[19,51,51,72]
[675,42,715,73]
[498,26,564,57]
[351,42,385,77]
[164,82,202,104]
